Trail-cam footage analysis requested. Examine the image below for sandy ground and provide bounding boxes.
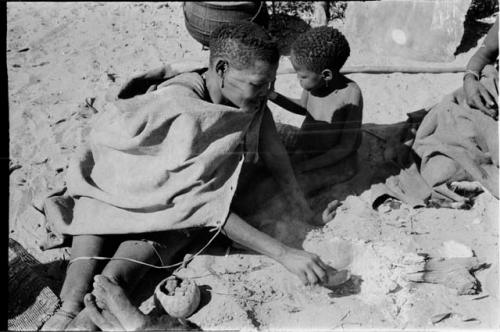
[8,2,499,330]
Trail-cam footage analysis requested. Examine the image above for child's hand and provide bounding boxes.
[279,247,328,285]
[322,200,340,224]
[268,90,278,101]
[267,80,277,101]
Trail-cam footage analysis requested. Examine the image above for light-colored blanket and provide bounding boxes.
[45,72,264,236]
[413,65,498,198]
[371,65,498,208]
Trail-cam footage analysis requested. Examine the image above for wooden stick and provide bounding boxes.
[278,65,466,75]
[170,58,466,75]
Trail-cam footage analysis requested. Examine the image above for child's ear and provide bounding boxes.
[321,69,334,82]
[215,60,228,78]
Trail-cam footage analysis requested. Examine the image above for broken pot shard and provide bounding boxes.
[323,267,351,289]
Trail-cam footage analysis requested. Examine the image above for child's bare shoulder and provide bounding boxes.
[340,79,363,107]
[307,78,363,121]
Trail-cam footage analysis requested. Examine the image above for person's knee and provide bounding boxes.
[422,156,461,187]
[100,239,159,289]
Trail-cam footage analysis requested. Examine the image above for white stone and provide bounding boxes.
[440,240,474,258]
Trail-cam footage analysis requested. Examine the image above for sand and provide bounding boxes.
[8,2,499,330]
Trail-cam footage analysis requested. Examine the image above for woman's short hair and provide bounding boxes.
[209,21,279,69]
[291,26,350,73]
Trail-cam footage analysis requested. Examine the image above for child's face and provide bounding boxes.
[291,57,324,92]
[222,60,277,109]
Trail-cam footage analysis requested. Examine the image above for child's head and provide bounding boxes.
[290,27,350,92]
[209,22,279,108]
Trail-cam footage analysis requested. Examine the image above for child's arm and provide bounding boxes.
[259,107,315,223]
[296,102,362,173]
[223,212,328,285]
[269,90,308,116]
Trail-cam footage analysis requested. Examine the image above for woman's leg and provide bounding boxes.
[74,230,213,331]
[66,238,159,331]
[41,234,111,331]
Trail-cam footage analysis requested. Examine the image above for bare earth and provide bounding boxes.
[8,2,499,330]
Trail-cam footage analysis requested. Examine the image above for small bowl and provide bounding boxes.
[154,276,201,319]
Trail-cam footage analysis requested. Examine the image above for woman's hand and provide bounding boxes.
[464,75,498,119]
[278,247,328,285]
[118,66,167,99]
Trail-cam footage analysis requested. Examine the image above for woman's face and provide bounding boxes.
[221,60,277,109]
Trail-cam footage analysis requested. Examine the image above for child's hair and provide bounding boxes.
[209,21,279,70]
[291,26,350,73]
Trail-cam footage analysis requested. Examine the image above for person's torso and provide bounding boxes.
[298,80,362,154]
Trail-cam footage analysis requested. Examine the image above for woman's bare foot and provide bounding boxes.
[40,307,78,331]
[92,275,148,331]
[65,308,99,331]
[84,293,124,331]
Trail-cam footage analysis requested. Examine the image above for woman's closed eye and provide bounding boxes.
[251,82,273,93]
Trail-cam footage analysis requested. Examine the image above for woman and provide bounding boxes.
[42,21,330,331]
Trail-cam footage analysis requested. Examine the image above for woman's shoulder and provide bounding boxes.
[159,71,208,100]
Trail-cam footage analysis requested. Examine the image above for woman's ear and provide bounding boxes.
[215,60,228,78]
[321,69,334,83]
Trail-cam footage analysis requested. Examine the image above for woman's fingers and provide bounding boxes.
[305,269,319,285]
[472,93,491,114]
[314,255,329,271]
[311,263,327,283]
[479,86,496,108]
[297,271,308,285]
[478,88,498,118]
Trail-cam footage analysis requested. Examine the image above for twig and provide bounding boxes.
[340,310,350,322]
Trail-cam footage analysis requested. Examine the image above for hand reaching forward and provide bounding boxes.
[279,247,328,285]
[464,75,498,119]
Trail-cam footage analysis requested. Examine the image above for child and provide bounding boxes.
[269,26,363,175]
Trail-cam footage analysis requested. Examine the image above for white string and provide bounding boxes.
[69,226,223,270]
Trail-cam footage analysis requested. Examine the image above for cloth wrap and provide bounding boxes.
[43,71,264,237]
[413,65,498,197]
[371,65,498,208]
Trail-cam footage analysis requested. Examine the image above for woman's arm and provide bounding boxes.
[223,212,327,285]
[269,91,308,116]
[118,61,207,99]
[259,108,316,224]
[463,17,498,117]
[466,17,498,74]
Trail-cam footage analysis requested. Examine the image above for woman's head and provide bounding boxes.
[208,21,279,109]
[290,27,350,92]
